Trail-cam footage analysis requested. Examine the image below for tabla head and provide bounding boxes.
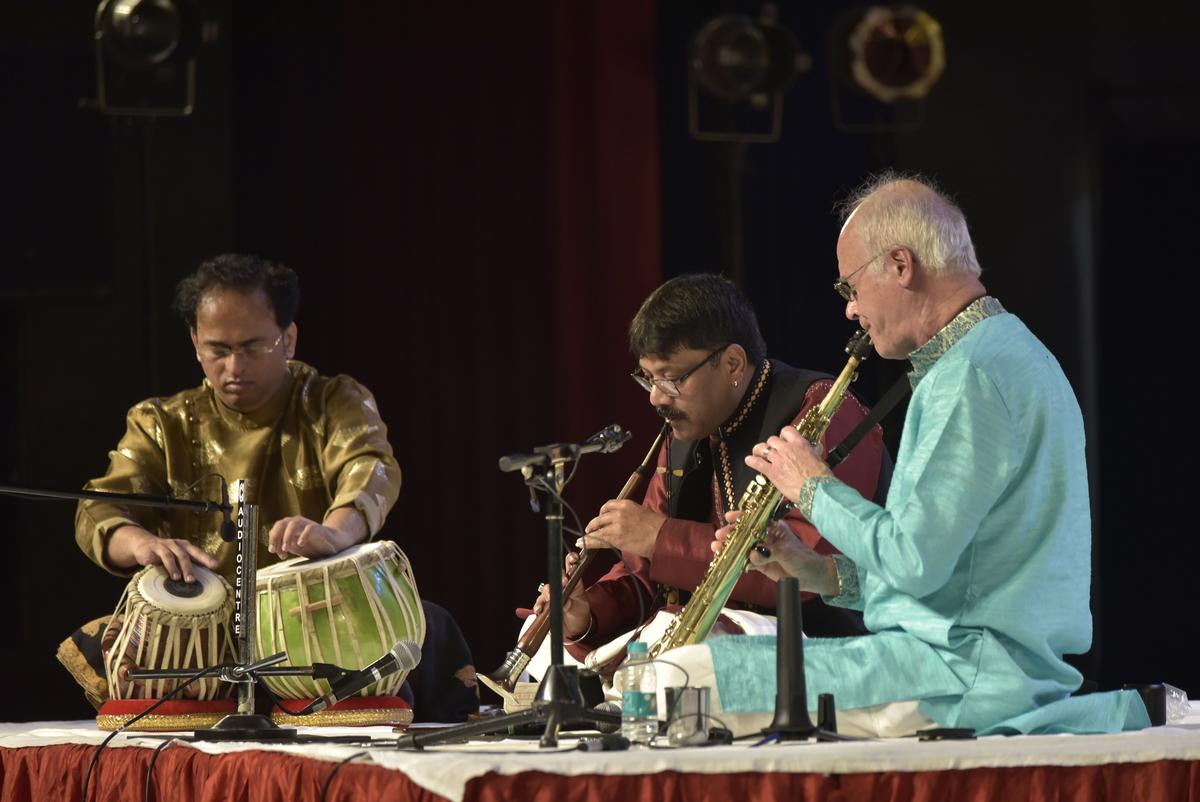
[258,540,401,579]
[136,564,228,615]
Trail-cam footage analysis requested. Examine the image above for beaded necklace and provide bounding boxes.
[712,359,771,516]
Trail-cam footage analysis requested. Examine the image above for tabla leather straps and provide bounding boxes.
[826,375,911,469]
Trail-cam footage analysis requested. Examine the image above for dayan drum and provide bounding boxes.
[103,564,235,701]
[254,540,425,700]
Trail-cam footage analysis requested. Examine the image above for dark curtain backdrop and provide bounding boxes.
[3,0,1197,723]
[228,3,663,680]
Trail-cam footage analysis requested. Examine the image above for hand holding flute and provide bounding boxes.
[527,551,592,640]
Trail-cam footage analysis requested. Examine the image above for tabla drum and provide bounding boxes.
[254,540,425,700]
[102,563,235,702]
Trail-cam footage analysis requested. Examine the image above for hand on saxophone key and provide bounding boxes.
[744,426,833,503]
[711,511,840,595]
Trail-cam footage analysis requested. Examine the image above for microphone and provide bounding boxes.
[498,424,631,473]
[299,640,421,714]
[762,577,817,740]
[592,701,622,734]
[577,733,630,752]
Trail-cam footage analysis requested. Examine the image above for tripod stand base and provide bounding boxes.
[761,722,819,741]
[535,664,587,704]
[191,713,298,742]
[396,700,621,750]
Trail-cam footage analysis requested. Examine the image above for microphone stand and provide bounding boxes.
[762,577,844,742]
[7,480,408,742]
[396,434,625,750]
[2,478,318,741]
[187,479,295,740]
[129,654,381,744]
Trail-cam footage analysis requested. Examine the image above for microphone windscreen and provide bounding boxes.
[392,639,422,671]
[593,701,622,734]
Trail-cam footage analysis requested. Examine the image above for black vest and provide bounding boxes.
[665,359,880,519]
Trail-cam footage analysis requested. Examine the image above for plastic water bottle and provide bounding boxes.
[620,640,657,744]
[1165,683,1191,723]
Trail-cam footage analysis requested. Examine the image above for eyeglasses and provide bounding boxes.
[833,249,890,302]
[197,332,285,363]
[631,346,727,397]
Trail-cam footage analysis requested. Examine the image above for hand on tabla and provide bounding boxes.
[119,525,219,583]
[268,515,341,559]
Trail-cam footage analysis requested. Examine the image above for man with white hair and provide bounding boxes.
[707,174,1148,736]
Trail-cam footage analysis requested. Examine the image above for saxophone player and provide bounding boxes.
[712,174,1147,737]
[524,274,890,665]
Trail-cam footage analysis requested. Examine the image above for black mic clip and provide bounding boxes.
[585,423,632,454]
[310,662,350,682]
[218,477,237,542]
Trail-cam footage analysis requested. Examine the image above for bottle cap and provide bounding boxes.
[627,640,648,655]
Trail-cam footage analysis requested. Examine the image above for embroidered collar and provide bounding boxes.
[716,359,771,439]
[908,296,1005,387]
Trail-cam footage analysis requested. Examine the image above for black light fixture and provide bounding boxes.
[846,5,944,103]
[687,4,808,142]
[94,0,202,115]
[828,4,946,132]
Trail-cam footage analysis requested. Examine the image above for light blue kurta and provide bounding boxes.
[709,297,1147,734]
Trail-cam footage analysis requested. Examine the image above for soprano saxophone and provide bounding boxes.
[648,330,873,658]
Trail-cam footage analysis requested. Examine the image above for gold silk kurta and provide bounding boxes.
[75,360,402,582]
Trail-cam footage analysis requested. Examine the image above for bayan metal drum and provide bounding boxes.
[103,563,235,702]
[254,540,425,701]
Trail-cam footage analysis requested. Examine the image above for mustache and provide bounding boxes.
[655,406,686,422]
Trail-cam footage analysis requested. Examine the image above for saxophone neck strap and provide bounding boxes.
[826,375,911,469]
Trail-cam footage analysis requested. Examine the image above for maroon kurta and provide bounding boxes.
[570,375,885,658]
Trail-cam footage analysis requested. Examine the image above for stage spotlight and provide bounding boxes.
[846,5,944,104]
[94,0,202,115]
[687,4,809,142]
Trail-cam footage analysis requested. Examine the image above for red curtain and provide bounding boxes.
[232,1,663,672]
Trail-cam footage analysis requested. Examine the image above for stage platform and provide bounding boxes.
[3,705,1199,801]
